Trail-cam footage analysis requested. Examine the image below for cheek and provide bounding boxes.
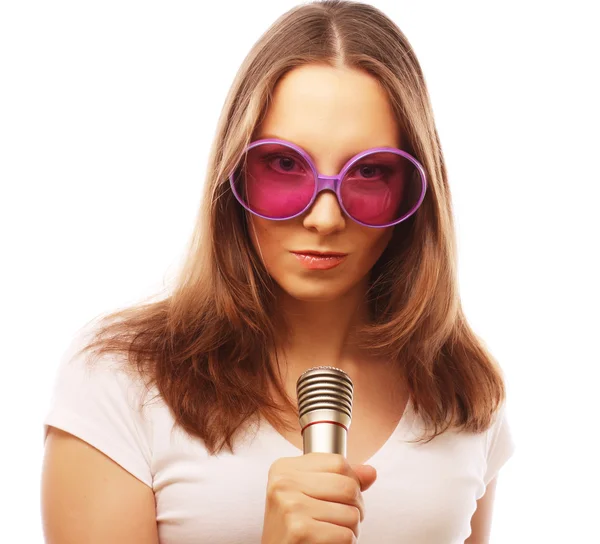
[361,227,394,259]
[248,216,285,268]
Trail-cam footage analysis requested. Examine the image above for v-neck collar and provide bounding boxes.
[261,395,416,467]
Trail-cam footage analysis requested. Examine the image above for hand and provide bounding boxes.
[261,452,378,544]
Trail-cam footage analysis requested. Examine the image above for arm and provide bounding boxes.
[464,476,498,544]
[41,427,159,544]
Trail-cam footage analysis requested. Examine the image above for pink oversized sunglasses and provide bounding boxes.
[229,138,427,228]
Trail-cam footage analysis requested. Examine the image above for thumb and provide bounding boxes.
[351,464,378,491]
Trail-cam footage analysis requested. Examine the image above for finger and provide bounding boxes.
[299,453,362,486]
[303,494,362,539]
[351,464,378,491]
[292,518,358,544]
[295,471,365,521]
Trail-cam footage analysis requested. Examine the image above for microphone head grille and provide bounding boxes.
[296,366,354,421]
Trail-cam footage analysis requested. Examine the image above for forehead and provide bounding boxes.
[255,64,402,160]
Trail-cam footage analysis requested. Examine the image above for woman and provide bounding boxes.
[41,1,515,542]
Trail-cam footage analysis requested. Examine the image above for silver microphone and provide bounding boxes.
[296,366,354,456]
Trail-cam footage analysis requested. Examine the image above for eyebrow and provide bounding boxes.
[254,133,395,165]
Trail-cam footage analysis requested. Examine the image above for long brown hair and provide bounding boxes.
[74,0,507,454]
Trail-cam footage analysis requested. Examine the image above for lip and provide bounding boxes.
[292,250,348,256]
[291,251,348,270]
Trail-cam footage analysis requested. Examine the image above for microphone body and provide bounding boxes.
[296,366,354,456]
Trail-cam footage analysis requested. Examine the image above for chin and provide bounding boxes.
[278,280,348,302]
[290,291,339,302]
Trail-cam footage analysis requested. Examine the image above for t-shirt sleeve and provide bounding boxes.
[42,327,154,488]
[483,399,516,486]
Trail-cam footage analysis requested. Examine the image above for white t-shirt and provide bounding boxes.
[42,329,516,543]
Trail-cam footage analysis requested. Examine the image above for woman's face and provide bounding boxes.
[248,63,402,302]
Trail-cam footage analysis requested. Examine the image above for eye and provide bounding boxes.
[349,164,389,179]
[263,153,306,174]
[276,156,296,171]
[359,165,380,178]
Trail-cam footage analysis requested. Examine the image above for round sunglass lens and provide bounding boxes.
[339,151,424,226]
[232,143,315,219]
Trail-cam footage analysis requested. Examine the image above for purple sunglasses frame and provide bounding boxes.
[229,137,428,228]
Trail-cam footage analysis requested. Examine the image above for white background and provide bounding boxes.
[1,1,598,541]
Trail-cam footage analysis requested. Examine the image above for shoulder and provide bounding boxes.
[483,399,516,486]
[43,324,159,487]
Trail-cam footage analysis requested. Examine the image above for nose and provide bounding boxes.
[302,190,346,234]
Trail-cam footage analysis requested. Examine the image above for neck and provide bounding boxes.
[273,276,373,376]
[265,276,405,427]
